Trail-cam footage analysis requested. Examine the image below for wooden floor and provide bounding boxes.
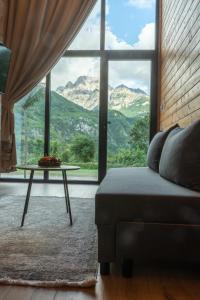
[0,182,200,300]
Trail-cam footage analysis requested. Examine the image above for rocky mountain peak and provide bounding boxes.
[56,76,149,111]
[56,86,65,93]
[65,81,74,89]
[115,84,129,90]
[131,88,147,95]
[115,84,147,96]
[75,76,88,85]
[74,76,98,87]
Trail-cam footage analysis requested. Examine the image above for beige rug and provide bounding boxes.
[0,195,97,287]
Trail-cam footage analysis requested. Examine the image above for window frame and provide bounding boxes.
[0,0,159,184]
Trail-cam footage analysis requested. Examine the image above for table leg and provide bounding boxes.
[62,170,69,213]
[63,170,73,225]
[21,170,34,227]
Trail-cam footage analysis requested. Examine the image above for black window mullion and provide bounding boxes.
[98,54,108,182]
[63,50,101,57]
[44,73,51,181]
[150,59,158,141]
[100,0,106,51]
[98,0,108,182]
[106,50,155,60]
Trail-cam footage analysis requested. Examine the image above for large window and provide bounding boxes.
[49,57,100,181]
[107,61,151,168]
[1,0,158,182]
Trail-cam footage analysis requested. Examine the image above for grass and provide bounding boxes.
[2,168,98,179]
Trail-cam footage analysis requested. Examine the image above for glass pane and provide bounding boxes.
[50,57,100,181]
[106,0,155,49]
[2,79,46,179]
[107,61,151,169]
[68,0,100,50]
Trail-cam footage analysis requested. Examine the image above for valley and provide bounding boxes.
[14,76,150,170]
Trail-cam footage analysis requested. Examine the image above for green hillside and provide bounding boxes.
[14,87,135,164]
[119,97,149,117]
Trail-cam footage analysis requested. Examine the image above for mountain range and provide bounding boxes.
[56,76,149,116]
[14,77,150,164]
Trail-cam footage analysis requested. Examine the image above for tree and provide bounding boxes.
[70,135,95,162]
[110,113,150,167]
[50,140,60,157]
[129,113,149,154]
[61,149,70,163]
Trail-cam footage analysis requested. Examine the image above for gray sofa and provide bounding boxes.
[95,120,200,276]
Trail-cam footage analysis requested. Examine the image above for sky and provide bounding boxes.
[51,0,155,94]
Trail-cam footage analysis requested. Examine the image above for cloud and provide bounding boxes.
[132,23,155,49]
[105,27,133,50]
[68,1,100,50]
[51,1,155,94]
[127,0,155,9]
[51,56,151,94]
[51,57,100,90]
[109,60,151,94]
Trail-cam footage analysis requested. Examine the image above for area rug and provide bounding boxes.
[0,195,97,287]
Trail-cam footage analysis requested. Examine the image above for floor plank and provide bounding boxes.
[54,289,97,300]
[30,288,57,300]
[0,286,11,300]
[1,263,200,299]
[3,286,34,300]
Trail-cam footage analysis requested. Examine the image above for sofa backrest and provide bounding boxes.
[159,119,200,192]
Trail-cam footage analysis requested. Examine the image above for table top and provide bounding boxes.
[16,165,80,171]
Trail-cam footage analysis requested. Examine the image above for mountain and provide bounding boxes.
[56,76,100,110]
[109,84,149,116]
[56,76,149,116]
[119,97,149,118]
[14,86,135,158]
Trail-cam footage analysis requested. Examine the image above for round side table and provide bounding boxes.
[17,165,80,227]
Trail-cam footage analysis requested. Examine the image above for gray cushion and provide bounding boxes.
[147,124,179,172]
[95,167,200,225]
[159,120,200,192]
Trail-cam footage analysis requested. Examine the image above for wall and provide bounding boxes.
[159,0,200,129]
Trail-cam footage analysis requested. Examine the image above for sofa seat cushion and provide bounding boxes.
[95,167,200,225]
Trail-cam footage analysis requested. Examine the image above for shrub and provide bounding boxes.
[61,149,70,163]
[70,135,95,162]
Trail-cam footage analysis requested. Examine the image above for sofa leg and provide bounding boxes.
[100,262,110,275]
[121,259,134,278]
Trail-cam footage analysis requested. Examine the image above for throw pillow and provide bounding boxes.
[147,124,179,172]
[159,119,200,191]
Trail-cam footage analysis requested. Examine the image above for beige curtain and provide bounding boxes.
[0,0,96,172]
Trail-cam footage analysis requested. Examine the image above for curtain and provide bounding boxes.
[0,0,96,172]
